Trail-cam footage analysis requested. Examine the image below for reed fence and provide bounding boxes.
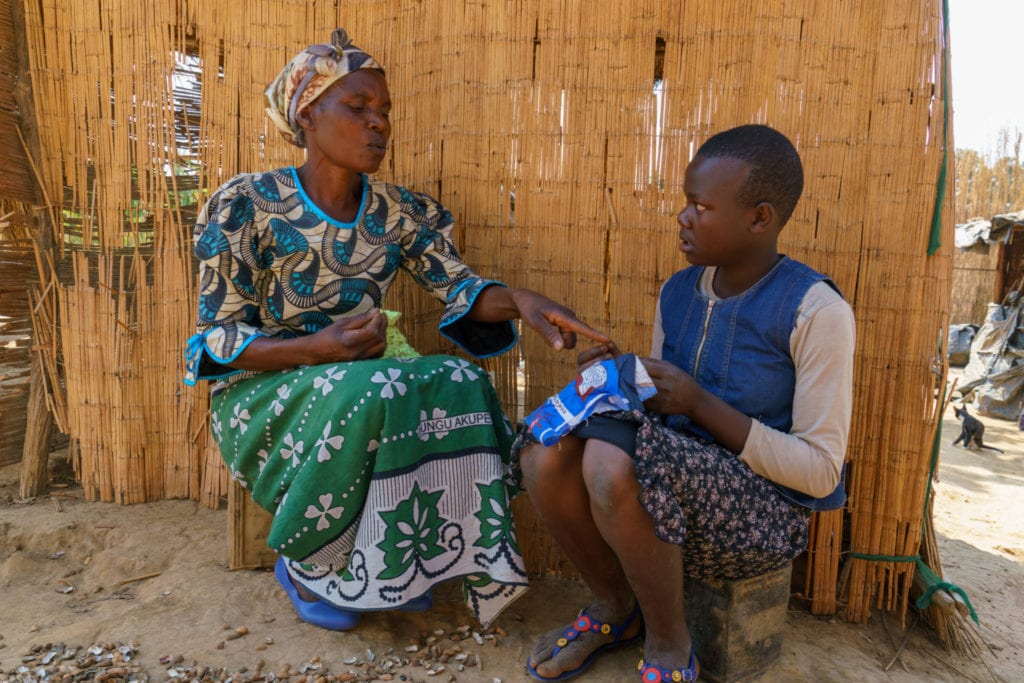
[10,0,954,625]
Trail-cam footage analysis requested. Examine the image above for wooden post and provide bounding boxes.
[13,0,56,497]
[19,353,52,497]
[994,241,1006,304]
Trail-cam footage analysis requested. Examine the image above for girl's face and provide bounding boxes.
[299,69,392,174]
[676,155,759,267]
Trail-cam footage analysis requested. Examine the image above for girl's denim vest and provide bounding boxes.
[659,256,847,511]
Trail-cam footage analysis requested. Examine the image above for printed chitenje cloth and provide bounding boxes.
[212,354,527,625]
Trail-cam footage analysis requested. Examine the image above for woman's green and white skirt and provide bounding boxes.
[211,354,527,625]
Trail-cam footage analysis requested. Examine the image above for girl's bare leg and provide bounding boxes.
[582,439,693,670]
[520,438,641,678]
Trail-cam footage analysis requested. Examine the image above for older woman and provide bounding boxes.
[184,28,608,631]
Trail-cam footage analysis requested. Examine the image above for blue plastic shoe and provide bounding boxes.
[274,557,361,631]
[400,591,434,612]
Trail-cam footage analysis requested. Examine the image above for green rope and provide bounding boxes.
[916,558,979,624]
[926,0,951,256]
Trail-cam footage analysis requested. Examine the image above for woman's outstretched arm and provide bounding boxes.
[468,285,611,352]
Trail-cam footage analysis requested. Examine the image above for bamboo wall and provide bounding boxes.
[951,245,999,325]
[0,0,35,203]
[17,0,954,623]
[1,0,44,467]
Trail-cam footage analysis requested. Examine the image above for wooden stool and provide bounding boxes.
[684,564,792,683]
[225,480,577,576]
[227,479,276,569]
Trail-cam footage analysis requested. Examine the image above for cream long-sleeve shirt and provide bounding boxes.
[650,267,855,498]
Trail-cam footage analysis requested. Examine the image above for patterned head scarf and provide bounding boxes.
[265,28,385,148]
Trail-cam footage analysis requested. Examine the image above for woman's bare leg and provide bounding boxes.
[520,437,640,678]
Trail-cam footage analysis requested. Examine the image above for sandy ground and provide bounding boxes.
[1,392,1022,683]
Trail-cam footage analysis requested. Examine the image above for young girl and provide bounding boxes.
[515,124,855,681]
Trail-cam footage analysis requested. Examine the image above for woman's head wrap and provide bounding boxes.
[265,28,385,148]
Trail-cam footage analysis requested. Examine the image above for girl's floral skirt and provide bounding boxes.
[511,410,810,581]
[211,355,527,626]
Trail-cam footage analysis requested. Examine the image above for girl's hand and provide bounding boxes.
[576,342,622,372]
[640,357,753,453]
[640,357,703,416]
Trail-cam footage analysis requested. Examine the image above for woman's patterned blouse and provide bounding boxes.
[184,167,515,385]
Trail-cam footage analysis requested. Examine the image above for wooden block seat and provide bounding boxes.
[683,564,792,682]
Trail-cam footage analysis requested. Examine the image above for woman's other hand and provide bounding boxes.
[232,309,388,372]
[312,308,388,362]
[576,342,621,372]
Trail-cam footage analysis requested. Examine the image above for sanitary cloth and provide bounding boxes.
[525,353,656,446]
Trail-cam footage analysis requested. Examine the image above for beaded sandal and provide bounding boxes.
[638,651,700,682]
[527,603,643,681]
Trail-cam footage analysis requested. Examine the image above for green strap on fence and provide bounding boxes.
[846,552,979,625]
[927,0,952,255]
[848,552,917,563]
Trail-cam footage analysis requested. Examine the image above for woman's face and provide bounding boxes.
[299,69,392,174]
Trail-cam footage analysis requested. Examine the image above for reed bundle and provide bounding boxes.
[14,0,953,622]
[0,207,36,466]
[956,143,1024,225]
[918,496,991,660]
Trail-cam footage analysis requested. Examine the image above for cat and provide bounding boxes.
[952,405,1004,453]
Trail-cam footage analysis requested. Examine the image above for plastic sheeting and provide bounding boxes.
[948,324,978,367]
[955,211,1024,250]
[959,296,1024,420]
